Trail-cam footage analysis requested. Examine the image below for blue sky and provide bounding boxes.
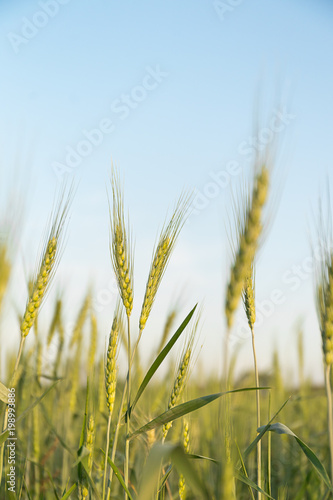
[0,0,333,382]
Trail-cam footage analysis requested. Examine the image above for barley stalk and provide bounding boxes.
[243,267,261,500]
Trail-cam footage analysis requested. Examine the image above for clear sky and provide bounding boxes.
[1,0,333,383]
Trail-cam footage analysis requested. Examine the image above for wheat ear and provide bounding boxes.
[88,313,98,374]
[225,165,269,329]
[242,267,261,500]
[162,346,192,441]
[178,419,190,500]
[109,168,133,318]
[139,194,190,334]
[316,252,333,483]
[103,312,119,500]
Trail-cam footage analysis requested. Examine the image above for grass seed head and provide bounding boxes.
[105,312,119,416]
[109,168,134,317]
[243,268,256,330]
[317,255,333,366]
[20,187,72,338]
[139,194,190,332]
[226,165,269,328]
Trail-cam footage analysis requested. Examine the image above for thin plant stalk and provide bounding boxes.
[325,364,333,483]
[124,314,131,499]
[103,413,112,500]
[0,336,25,486]
[267,392,272,497]
[109,377,127,486]
[251,326,262,500]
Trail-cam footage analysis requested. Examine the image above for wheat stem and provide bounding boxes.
[325,364,333,483]
[124,314,131,500]
[251,326,261,500]
[103,413,112,500]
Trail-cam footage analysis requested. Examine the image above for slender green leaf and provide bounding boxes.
[130,387,267,439]
[40,402,74,456]
[105,453,134,500]
[243,397,290,460]
[16,380,60,425]
[235,441,255,500]
[158,464,173,493]
[187,453,219,465]
[258,422,332,491]
[60,483,77,499]
[130,305,197,414]
[235,471,275,499]
[76,448,102,500]
[0,429,9,446]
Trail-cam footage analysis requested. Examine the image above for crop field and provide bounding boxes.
[0,158,332,500]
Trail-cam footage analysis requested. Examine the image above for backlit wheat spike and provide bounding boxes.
[157,308,177,354]
[20,188,72,339]
[109,168,133,317]
[317,255,333,366]
[88,313,98,373]
[70,292,91,348]
[225,165,269,328]
[162,347,191,440]
[105,314,119,417]
[243,268,256,331]
[54,300,65,377]
[315,196,333,484]
[70,340,82,413]
[0,243,10,314]
[98,357,105,414]
[179,419,190,500]
[21,237,57,338]
[87,415,95,475]
[139,195,190,332]
[81,415,95,499]
[47,297,62,347]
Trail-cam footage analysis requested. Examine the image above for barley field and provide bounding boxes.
[2,2,333,499]
[0,157,332,500]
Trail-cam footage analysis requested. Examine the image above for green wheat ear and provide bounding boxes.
[139,193,191,333]
[21,186,72,339]
[109,167,134,317]
[225,164,269,328]
[243,266,256,331]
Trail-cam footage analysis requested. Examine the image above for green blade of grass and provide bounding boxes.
[235,471,275,499]
[60,483,77,499]
[0,381,61,445]
[187,453,219,465]
[130,305,197,415]
[258,422,332,491]
[243,397,290,460]
[104,452,134,500]
[130,387,267,439]
[235,441,255,500]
